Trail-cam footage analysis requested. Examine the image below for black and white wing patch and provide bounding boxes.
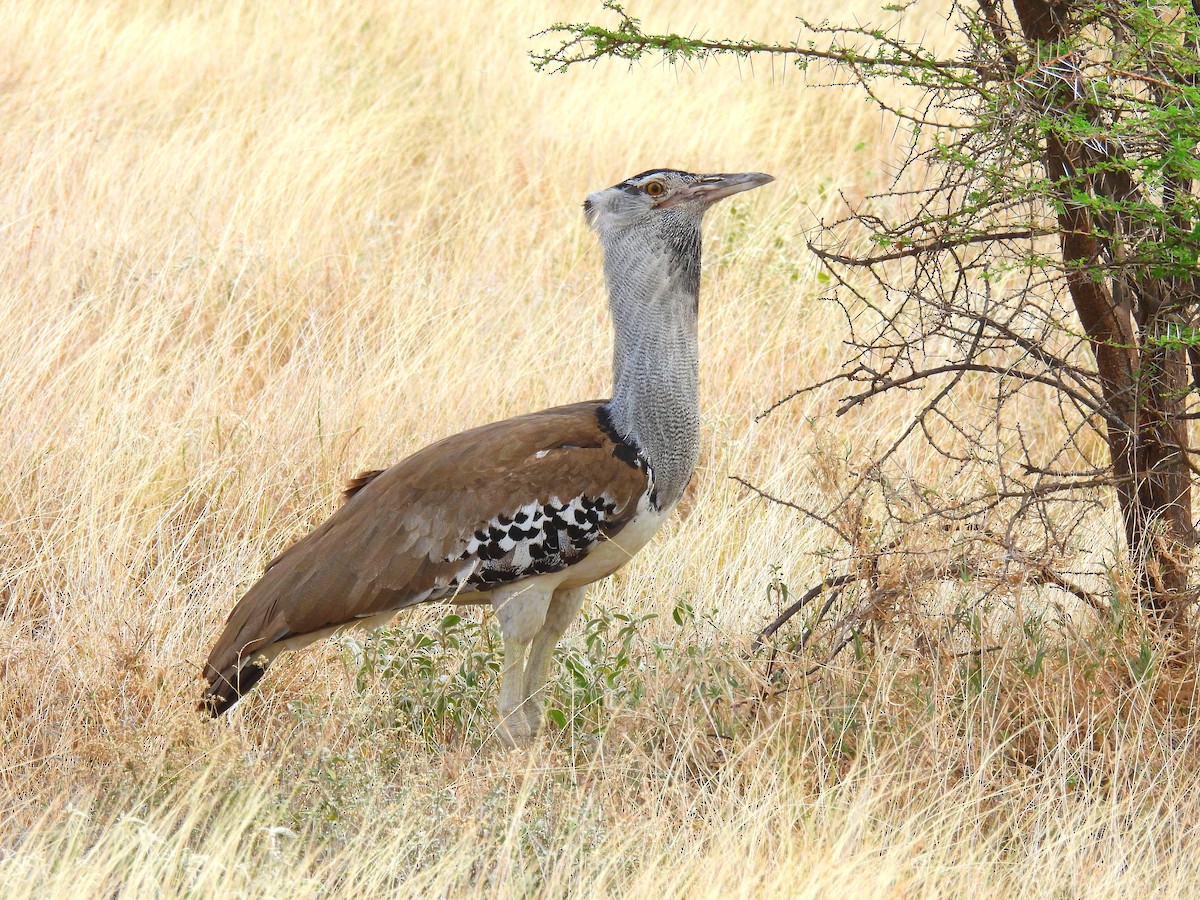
[442,494,620,590]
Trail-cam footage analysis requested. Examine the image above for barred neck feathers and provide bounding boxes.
[599,212,702,512]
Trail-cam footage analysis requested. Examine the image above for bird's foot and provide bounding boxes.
[523,701,545,739]
[497,711,535,750]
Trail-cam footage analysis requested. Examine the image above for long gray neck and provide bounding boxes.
[600,218,702,511]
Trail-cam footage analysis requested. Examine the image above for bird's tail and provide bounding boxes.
[199,659,270,716]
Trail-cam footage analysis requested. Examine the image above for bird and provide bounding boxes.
[200,168,774,746]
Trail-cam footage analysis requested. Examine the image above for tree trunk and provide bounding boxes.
[1015,0,1195,621]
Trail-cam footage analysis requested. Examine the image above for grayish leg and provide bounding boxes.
[491,582,552,748]
[521,586,587,736]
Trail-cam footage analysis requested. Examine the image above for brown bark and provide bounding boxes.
[1015,0,1194,620]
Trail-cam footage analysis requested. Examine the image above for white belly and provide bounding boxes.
[558,493,671,588]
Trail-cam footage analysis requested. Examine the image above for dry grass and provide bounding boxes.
[2,0,1200,896]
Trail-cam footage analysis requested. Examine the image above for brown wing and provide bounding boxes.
[202,400,647,682]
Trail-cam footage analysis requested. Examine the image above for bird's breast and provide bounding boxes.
[556,490,672,588]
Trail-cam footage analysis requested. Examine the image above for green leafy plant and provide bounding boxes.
[542,609,658,734]
[340,604,674,746]
[340,612,503,748]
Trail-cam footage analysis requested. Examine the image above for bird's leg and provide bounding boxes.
[491,583,552,748]
[521,586,586,736]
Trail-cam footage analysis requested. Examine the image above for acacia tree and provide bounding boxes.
[536,1,1200,637]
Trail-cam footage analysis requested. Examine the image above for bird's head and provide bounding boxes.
[583,169,773,237]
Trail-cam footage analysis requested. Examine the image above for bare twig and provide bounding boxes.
[752,573,862,652]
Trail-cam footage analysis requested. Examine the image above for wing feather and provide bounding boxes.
[203,400,648,679]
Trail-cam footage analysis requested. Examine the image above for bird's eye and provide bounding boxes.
[644,181,666,197]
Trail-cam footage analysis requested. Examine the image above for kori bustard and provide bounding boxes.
[200,168,774,746]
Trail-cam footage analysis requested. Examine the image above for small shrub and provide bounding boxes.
[339,603,685,747]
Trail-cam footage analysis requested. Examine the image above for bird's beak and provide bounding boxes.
[659,172,774,208]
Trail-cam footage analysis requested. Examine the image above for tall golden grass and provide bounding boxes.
[2,1,1199,896]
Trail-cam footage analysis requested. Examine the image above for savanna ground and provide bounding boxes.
[2,0,1200,896]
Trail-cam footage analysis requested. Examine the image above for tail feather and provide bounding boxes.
[200,660,269,716]
[200,458,417,717]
